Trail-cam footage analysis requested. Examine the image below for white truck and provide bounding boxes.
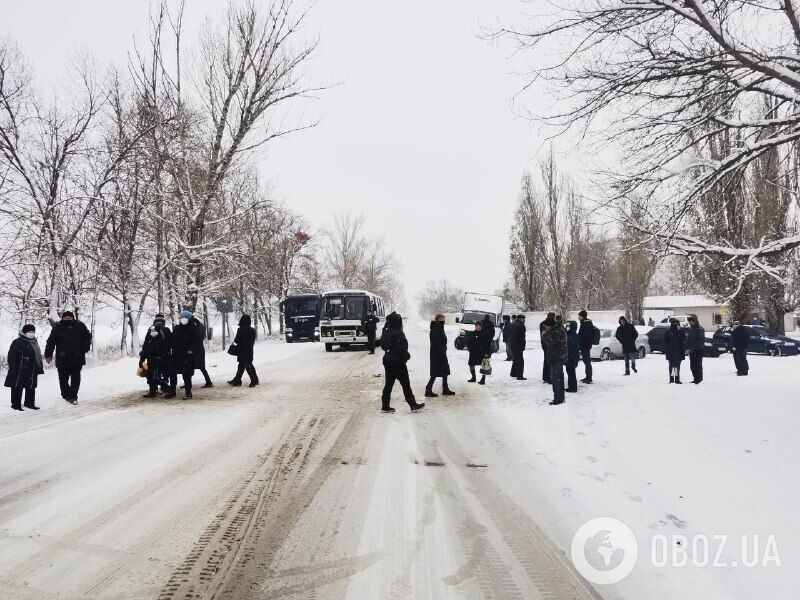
[453,292,505,352]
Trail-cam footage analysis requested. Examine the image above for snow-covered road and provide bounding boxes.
[0,325,797,599]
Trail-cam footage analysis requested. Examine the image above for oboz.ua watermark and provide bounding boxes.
[571,517,782,585]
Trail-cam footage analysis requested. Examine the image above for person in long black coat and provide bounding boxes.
[361,311,380,354]
[565,320,580,392]
[379,312,424,413]
[425,315,454,397]
[615,316,639,375]
[5,324,44,411]
[139,324,173,398]
[501,315,513,361]
[686,316,705,384]
[539,312,555,383]
[171,310,205,399]
[152,314,176,396]
[728,321,750,376]
[228,314,259,387]
[506,315,527,380]
[44,311,92,404]
[664,319,687,384]
[467,321,492,385]
[577,311,595,383]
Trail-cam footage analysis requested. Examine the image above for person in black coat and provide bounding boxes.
[577,310,595,383]
[686,316,705,384]
[228,314,259,387]
[152,314,176,396]
[664,319,687,384]
[539,312,555,383]
[5,324,44,411]
[139,324,173,398]
[425,314,454,397]
[565,320,580,392]
[44,311,92,404]
[379,312,424,413]
[467,321,492,385]
[171,310,205,399]
[506,315,527,380]
[361,311,380,354]
[728,321,750,376]
[615,316,639,375]
[501,315,513,361]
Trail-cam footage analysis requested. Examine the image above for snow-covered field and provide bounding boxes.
[0,323,796,599]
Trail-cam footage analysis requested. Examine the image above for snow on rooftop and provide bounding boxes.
[643,294,719,309]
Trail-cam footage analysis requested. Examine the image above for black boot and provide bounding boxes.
[411,402,426,412]
[442,389,455,396]
[249,380,259,388]
[381,406,396,413]
[143,388,158,398]
[424,390,438,398]
[228,379,242,386]
[478,376,486,385]
[669,376,674,384]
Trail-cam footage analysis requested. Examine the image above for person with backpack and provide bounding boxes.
[686,316,705,384]
[425,314,455,397]
[44,310,92,404]
[577,310,596,383]
[615,316,639,376]
[228,314,259,387]
[541,316,567,405]
[506,314,527,380]
[565,320,580,392]
[379,312,424,413]
[5,324,44,411]
[664,318,687,384]
[466,321,492,385]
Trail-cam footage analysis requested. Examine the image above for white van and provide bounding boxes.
[453,292,505,352]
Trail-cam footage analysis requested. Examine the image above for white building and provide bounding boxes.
[643,295,798,332]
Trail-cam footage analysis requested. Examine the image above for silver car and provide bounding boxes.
[589,323,651,361]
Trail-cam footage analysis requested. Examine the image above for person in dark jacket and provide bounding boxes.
[5,324,44,411]
[466,321,492,385]
[541,317,567,405]
[379,312,424,413]
[506,314,527,380]
[425,314,454,397]
[728,321,750,376]
[194,317,213,388]
[44,311,92,404]
[686,316,705,384]
[171,310,205,399]
[577,310,595,383]
[539,312,555,383]
[152,314,176,395]
[565,320,580,392]
[481,314,496,351]
[664,319,687,383]
[139,324,173,398]
[228,314,259,387]
[361,311,380,354]
[615,316,639,376]
[501,315,513,361]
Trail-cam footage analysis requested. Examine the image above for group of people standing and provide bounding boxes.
[6,309,260,411]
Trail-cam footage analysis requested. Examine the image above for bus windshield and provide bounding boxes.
[284,297,318,314]
[323,295,370,320]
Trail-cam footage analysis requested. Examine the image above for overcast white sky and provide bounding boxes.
[3,0,564,306]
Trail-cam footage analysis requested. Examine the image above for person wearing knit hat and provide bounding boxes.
[541,317,567,405]
[577,310,595,383]
[539,312,556,383]
[44,311,92,404]
[5,324,44,411]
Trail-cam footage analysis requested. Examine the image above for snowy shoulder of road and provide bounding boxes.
[434,334,798,599]
[0,337,309,418]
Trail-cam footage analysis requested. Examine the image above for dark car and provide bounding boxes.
[712,325,799,356]
[646,326,723,358]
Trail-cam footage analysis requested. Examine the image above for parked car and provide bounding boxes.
[646,325,723,358]
[657,314,698,328]
[589,323,650,361]
[712,325,799,356]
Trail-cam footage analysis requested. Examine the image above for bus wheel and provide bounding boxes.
[325,343,333,352]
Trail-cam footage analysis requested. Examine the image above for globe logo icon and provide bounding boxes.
[571,517,638,585]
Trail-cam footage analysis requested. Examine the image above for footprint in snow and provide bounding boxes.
[666,514,689,529]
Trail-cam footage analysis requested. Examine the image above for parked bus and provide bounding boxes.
[280,293,322,343]
[319,289,386,352]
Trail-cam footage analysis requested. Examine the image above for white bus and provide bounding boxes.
[319,289,387,352]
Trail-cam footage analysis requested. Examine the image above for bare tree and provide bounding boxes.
[496,0,800,283]
[324,211,367,289]
[415,279,463,320]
